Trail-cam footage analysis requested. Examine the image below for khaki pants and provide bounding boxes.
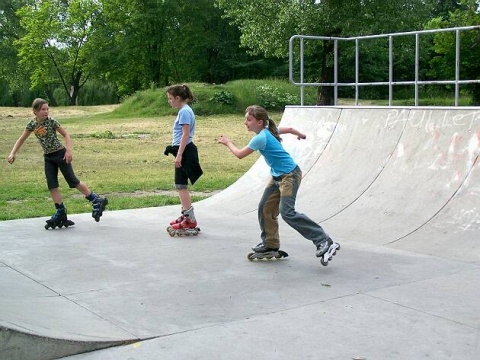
[258,166,330,249]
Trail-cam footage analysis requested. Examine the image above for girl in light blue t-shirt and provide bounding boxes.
[165,84,203,236]
[219,105,339,265]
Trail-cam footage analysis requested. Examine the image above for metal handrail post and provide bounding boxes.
[355,39,359,106]
[415,33,420,106]
[334,39,338,105]
[455,30,461,107]
[300,38,305,106]
[389,36,393,106]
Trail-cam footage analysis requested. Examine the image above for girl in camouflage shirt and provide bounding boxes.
[7,98,107,228]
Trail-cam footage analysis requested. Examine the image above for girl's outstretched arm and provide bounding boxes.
[278,127,306,140]
[7,130,31,164]
[218,135,254,159]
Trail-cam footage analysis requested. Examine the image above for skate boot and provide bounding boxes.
[45,203,75,230]
[169,209,185,225]
[87,192,108,222]
[316,238,340,266]
[247,242,289,261]
[167,206,200,236]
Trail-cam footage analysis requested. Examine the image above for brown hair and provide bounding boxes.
[166,84,194,103]
[245,105,281,142]
[32,98,48,111]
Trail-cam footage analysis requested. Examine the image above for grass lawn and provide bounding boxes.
[0,105,263,220]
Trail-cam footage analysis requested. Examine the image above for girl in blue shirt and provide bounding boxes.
[219,105,338,264]
[166,84,202,236]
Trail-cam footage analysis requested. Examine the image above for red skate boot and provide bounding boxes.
[166,206,200,236]
[169,212,185,226]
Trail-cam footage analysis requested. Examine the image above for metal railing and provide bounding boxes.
[289,26,480,106]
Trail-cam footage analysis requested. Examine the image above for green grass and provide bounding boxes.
[110,79,319,117]
[1,106,266,220]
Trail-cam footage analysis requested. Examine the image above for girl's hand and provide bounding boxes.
[218,135,230,145]
[7,154,15,164]
[64,149,73,164]
[297,134,306,140]
[175,154,182,168]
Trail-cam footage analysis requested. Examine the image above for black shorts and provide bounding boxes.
[173,142,202,188]
[174,166,189,188]
[44,148,80,189]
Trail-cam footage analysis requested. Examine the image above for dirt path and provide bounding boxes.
[0,105,118,120]
[101,189,221,198]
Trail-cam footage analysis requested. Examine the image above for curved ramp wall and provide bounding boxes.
[201,106,480,263]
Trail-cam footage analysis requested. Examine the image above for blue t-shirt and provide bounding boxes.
[248,129,297,177]
[172,104,195,146]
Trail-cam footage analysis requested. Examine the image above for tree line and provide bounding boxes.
[1,0,479,107]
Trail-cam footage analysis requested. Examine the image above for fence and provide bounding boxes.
[289,26,480,106]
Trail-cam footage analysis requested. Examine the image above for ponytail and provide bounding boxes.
[265,118,282,142]
[166,84,194,103]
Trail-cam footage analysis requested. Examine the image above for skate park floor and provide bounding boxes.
[1,106,479,360]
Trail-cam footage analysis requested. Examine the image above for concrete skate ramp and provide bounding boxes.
[204,106,480,262]
[297,107,480,262]
[0,106,479,360]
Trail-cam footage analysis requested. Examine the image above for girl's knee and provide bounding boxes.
[280,208,296,221]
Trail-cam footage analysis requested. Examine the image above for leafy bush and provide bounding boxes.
[210,90,235,105]
[89,130,116,139]
[256,84,299,111]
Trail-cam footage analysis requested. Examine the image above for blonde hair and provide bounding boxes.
[245,105,281,142]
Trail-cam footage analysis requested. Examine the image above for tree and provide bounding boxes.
[0,0,33,106]
[95,0,258,94]
[426,0,480,105]
[432,0,464,19]
[216,0,437,105]
[16,0,102,105]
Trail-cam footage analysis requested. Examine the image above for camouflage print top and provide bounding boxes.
[25,117,64,154]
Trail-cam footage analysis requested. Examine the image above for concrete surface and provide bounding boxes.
[0,106,479,360]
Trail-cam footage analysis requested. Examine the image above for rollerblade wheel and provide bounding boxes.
[247,252,255,261]
[320,258,329,266]
[167,226,176,237]
[332,243,340,256]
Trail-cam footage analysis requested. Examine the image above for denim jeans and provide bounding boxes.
[258,166,330,249]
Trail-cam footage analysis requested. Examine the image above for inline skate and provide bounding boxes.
[89,193,108,222]
[45,203,75,230]
[167,206,200,236]
[247,242,289,261]
[316,238,340,266]
[169,209,185,225]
